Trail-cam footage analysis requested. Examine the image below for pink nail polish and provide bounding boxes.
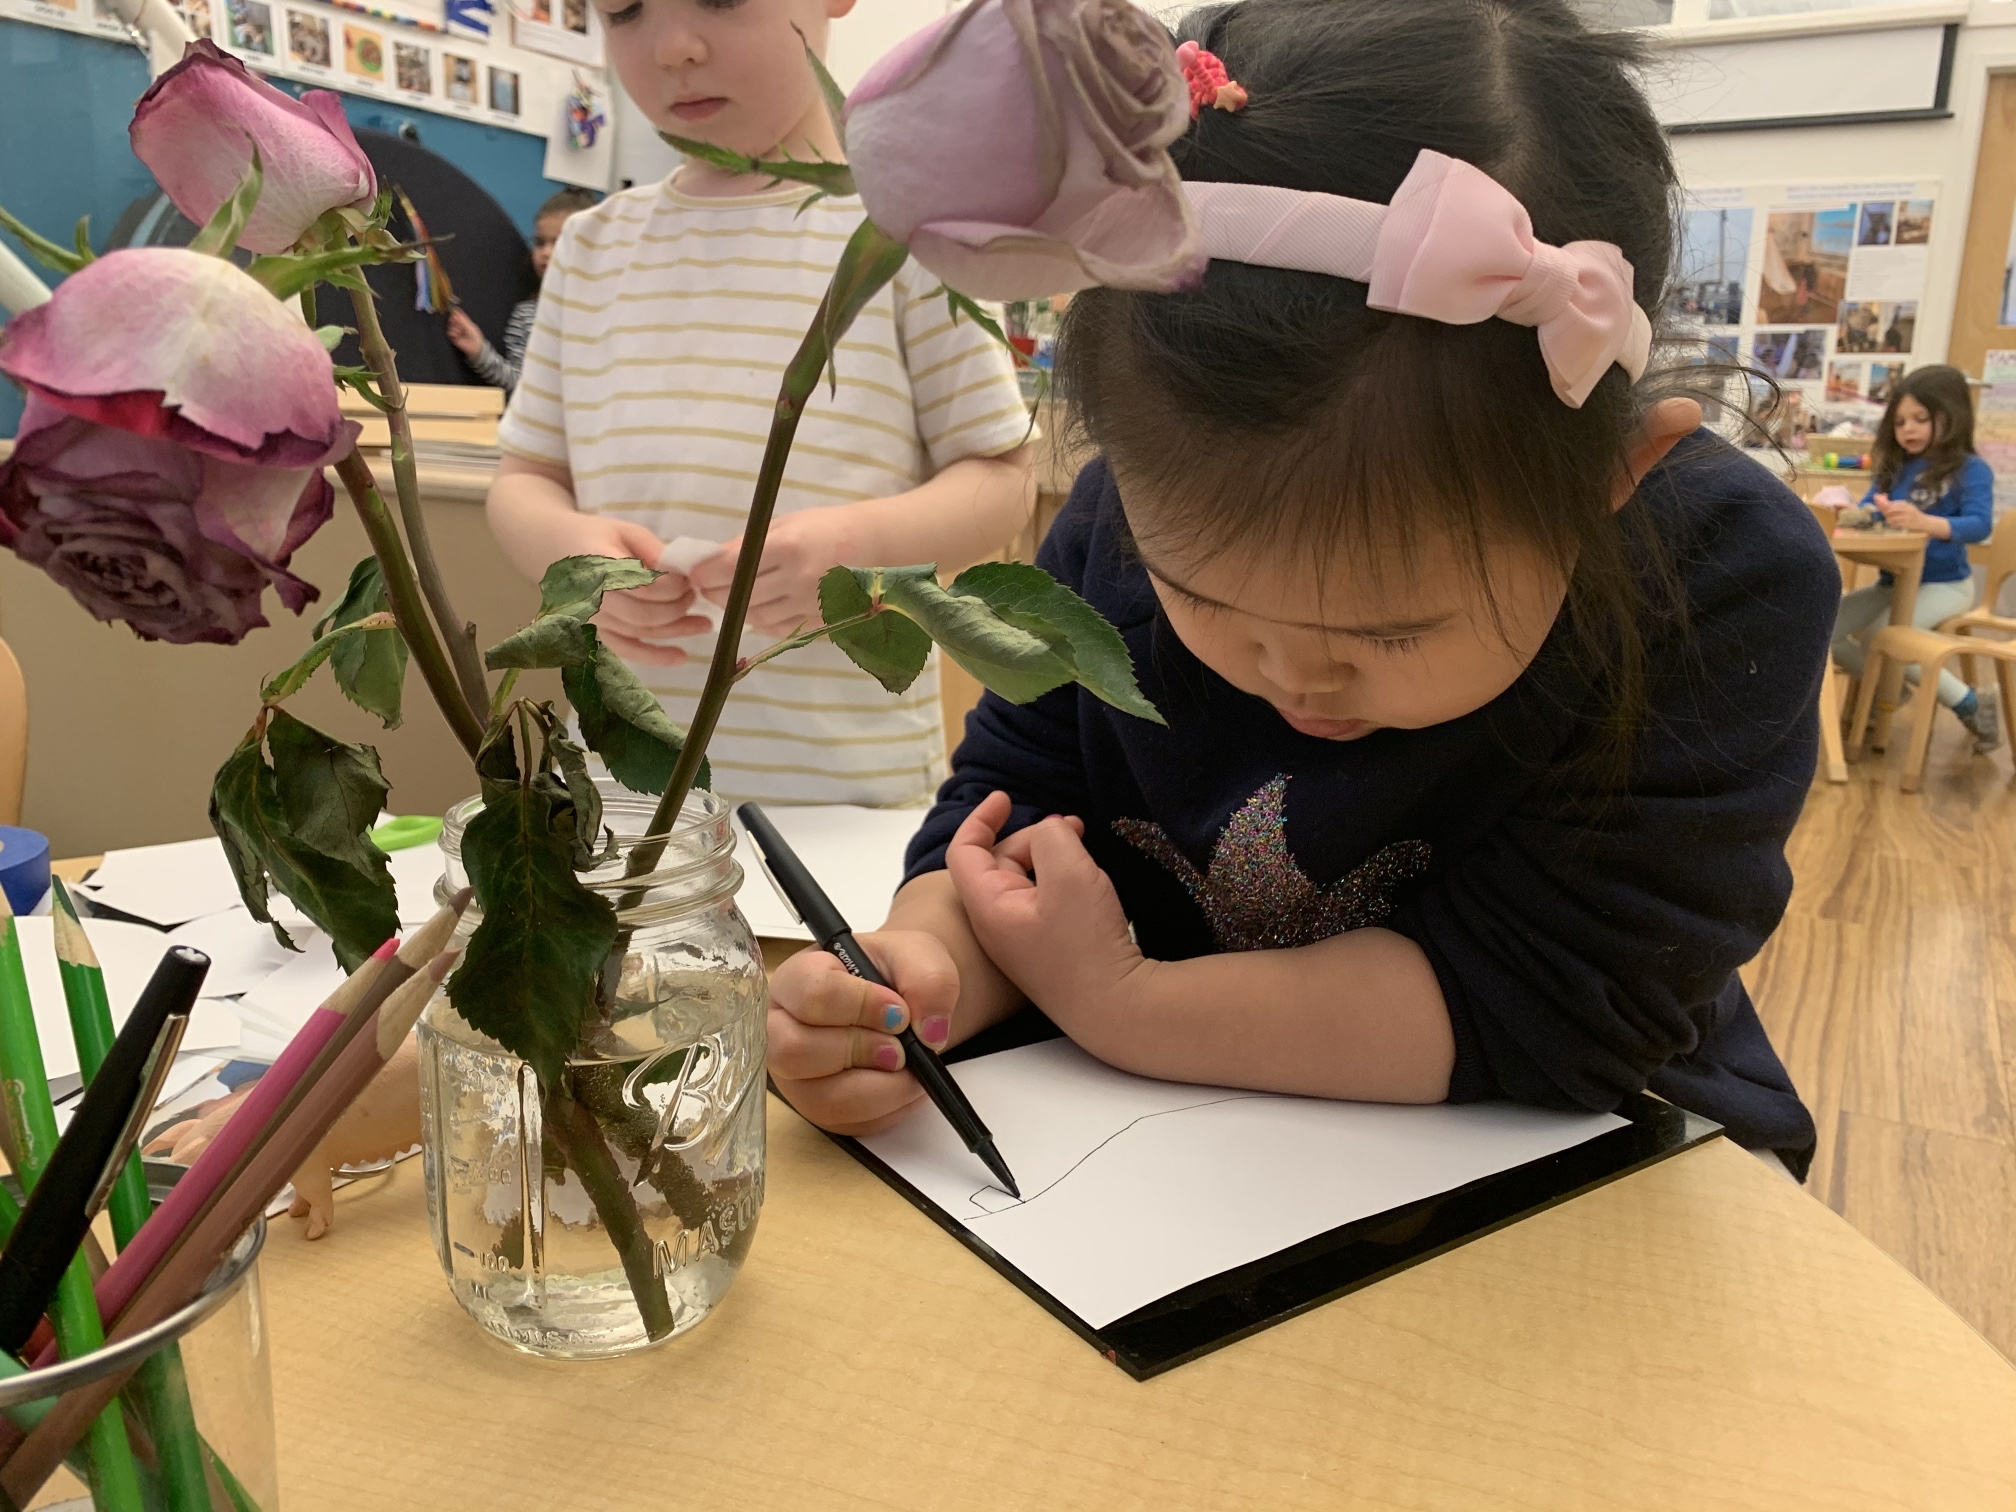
[921,1016,950,1046]
[873,1042,903,1071]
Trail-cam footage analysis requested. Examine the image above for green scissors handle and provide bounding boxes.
[369,814,445,852]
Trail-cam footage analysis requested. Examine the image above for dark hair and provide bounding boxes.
[1057,0,1701,762]
[537,187,602,221]
[1871,363,1976,500]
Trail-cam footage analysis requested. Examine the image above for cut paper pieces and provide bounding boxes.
[731,804,925,942]
[858,1038,1627,1329]
[14,916,241,1081]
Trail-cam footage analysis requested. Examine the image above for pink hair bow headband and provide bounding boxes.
[1184,150,1653,408]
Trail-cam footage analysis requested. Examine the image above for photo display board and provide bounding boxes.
[0,0,603,139]
[1669,178,1940,419]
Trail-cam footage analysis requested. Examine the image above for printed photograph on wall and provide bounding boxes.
[171,0,211,37]
[226,0,273,53]
[562,0,586,32]
[1895,199,1933,246]
[445,52,478,103]
[343,22,383,80]
[394,39,431,93]
[1869,362,1902,405]
[1825,361,1865,404]
[1669,205,1752,327]
[1857,202,1893,247]
[488,64,519,115]
[1838,300,1916,354]
[286,8,329,68]
[1758,207,1853,326]
[1752,328,1825,381]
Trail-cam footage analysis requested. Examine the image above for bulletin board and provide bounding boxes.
[0,0,604,144]
[1667,177,1942,419]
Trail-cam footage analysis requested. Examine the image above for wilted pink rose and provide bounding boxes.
[0,248,357,643]
[131,40,376,255]
[845,0,1200,301]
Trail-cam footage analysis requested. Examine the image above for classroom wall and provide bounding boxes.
[1665,12,2016,369]
[0,16,578,438]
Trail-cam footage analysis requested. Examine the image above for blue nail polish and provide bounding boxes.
[882,1004,905,1031]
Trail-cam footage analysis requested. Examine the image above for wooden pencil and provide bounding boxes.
[0,948,459,1505]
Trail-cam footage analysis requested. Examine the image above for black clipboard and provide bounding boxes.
[830,1074,1720,1380]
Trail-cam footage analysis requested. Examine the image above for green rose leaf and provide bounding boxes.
[473,714,521,808]
[947,561,1163,724]
[312,556,408,727]
[817,566,931,693]
[868,564,1074,704]
[448,779,619,1090]
[209,715,400,970]
[0,203,88,275]
[543,714,611,869]
[188,149,264,259]
[258,610,397,707]
[563,631,709,795]
[485,556,660,670]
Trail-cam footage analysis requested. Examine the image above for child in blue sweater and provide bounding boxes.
[1831,364,2000,751]
[765,0,1833,1176]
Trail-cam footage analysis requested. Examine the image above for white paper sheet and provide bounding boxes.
[232,936,346,1060]
[731,805,927,941]
[165,910,306,999]
[13,916,242,1080]
[80,834,446,931]
[858,1039,1628,1329]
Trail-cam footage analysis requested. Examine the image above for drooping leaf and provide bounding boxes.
[448,781,619,1089]
[563,632,708,795]
[208,719,399,969]
[266,709,394,873]
[544,718,611,869]
[259,610,397,707]
[818,565,931,693]
[188,149,264,259]
[484,556,660,670]
[246,244,387,301]
[316,557,407,728]
[868,565,1074,704]
[0,203,87,275]
[657,131,857,196]
[71,216,94,266]
[474,715,520,808]
[801,27,848,146]
[947,561,1163,724]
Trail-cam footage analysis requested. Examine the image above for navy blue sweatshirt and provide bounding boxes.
[905,432,1831,1176]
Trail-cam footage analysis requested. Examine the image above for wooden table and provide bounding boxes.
[1831,529,1929,751]
[247,1107,2016,1511]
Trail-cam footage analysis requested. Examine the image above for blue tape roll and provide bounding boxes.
[0,827,51,916]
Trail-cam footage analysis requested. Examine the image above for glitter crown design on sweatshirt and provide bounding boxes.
[1112,775,1431,952]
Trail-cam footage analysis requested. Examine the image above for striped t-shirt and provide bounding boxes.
[498,176,1032,806]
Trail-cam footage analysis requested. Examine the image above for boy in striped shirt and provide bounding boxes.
[487,0,1034,807]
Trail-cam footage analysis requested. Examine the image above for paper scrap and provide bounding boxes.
[859,1038,1628,1329]
[14,916,242,1080]
[644,535,727,640]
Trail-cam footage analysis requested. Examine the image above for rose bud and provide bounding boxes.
[130,40,377,255]
[845,0,1202,302]
[0,247,358,643]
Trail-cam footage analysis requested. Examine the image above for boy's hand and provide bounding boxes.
[687,509,862,637]
[945,792,1149,1045]
[445,309,485,357]
[571,517,713,665]
[768,931,961,1135]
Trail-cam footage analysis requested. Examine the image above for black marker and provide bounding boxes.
[737,802,1020,1198]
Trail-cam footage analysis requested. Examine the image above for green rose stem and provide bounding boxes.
[544,1078,676,1339]
[622,221,911,886]
[332,450,487,757]
[346,286,492,722]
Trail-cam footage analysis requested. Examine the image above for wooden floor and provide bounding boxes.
[1744,699,2016,1362]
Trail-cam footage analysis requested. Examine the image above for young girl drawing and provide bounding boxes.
[768,0,1835,1176]
[1831,364,2000,752]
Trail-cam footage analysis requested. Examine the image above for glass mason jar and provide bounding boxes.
[417,786,766,1360]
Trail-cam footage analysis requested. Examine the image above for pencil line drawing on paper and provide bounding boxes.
[963,1094,1275,1215]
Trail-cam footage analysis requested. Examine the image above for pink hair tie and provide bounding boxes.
[1184,150,1652,408]
[1175,41,1249,119]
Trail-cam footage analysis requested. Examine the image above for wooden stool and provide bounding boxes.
[1934,529,2016,690]
[1846,624,2016,791]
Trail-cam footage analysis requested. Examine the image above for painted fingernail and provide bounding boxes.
[881,1003,906,1031]
[873,1042,903,1071]
[921,1016,950,1046]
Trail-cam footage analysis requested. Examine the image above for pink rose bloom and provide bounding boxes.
[131,40,376,255]
[845,0,1201,301]
[0,248,358,644]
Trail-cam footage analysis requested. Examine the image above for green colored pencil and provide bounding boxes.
[0,884,146,1512]
[51,879,215,1512]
